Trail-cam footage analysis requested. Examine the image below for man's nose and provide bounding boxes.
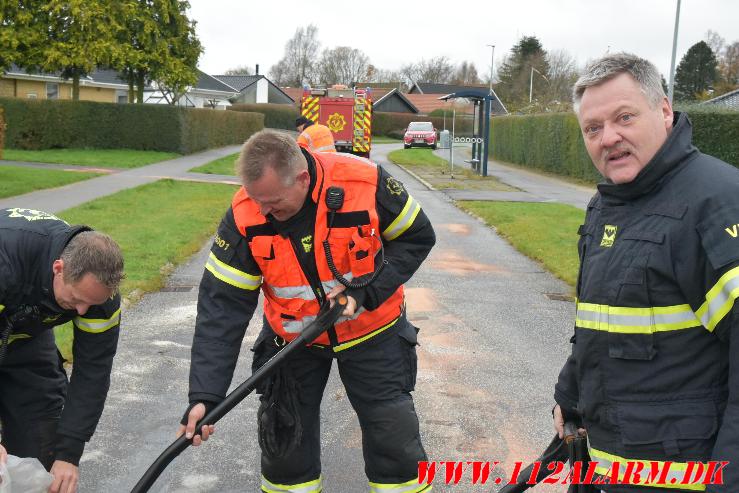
[601,122,623,148]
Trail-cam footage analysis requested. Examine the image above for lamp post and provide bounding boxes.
[487,44,495,94]
[529,66,548,103]
[667,0,682,104]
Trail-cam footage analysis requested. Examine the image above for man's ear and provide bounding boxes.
[296,169,311,187]
[661,96,674,131]
[52,259,64,275]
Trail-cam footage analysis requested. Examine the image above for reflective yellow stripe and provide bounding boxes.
[383,195,421,241]
[74,308,120,334]
[0,333,32,346]
[0,304,4,314]
[205,252,261,291]
[369,477,432,493]
[696,265,739,332]
[576,301,701,333]
[589,446,706,491]
[261,474,322,493]
[333,317,398,352]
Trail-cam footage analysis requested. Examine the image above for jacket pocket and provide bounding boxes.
[615,399,718,456]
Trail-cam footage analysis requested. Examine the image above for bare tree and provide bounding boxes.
[400,56,455,87]
[544,49,580,104]
[705,30,726,59]
[722,41,739,85]
[317,46,370,85]
[269,24,320,86]
[224,65,253,76]
[451,61,481,85]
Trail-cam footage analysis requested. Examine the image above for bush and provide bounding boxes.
[373,112,474,137]
[229,103,299,130]
[490,110,739,182]
[0,98,263,154]
[0,106,4,160]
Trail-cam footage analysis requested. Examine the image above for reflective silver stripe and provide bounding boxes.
[383,195,421,241]
[369,478,431,493]
[696,266,739,331]
[340,153,377,168]
[270,284,316,301]
[322,275,353,293]
[261,475,322,493]
[74,308,121,334]
[315,144,336,152]
[205,252,261,290]
[575,302,701,333]
[282,315,317,334]
[589,446,706,491]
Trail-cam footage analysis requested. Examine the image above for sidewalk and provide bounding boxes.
[0,145,242,213]
[433,144,595,210]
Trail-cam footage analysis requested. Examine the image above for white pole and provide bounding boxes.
[450,109,456,179]
[667,0,682,104]
[529,66,534,103]
[487,44,495,94]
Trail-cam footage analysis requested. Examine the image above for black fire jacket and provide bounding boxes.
[0,208,121,465]
[555,113,739,492]
[188,150,436,406]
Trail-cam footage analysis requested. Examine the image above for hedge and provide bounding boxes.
[372,112,474,138]
[0,98,263,154]
[490,110,739,182]
[229,103,299,130]
[0,106,4,160]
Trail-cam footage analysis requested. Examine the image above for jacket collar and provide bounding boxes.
[597,112,698,201]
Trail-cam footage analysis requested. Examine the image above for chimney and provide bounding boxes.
[255,64,259,75]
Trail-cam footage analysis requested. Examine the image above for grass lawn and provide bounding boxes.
[388,148,516,191]
[372,136,402,144]
[3,148,179,169]
[190,152,238,175]
[0,165,102,198]
[53,178,238,360]
[459,201,584,288]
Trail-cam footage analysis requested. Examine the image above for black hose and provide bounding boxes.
[130,295,347,493]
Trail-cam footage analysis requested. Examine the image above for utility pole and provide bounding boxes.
[487,44,495,94]
[529,66,534,103]
[668,0,682,104]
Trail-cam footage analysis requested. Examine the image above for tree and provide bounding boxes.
[704,30,725,60]
[720,41,739,86]
[451,61,481,85]
[316,46,369,85]
[400,56,455,87]
[674,41,718,101]
[495,36,550,111]
[7,0,128,100]
[542,49,579,106]
[269,25,320,86]
[224,65,253,76]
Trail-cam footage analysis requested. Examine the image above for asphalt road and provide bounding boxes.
[67,143,579,492]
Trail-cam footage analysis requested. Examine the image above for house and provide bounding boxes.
[144,70,237,109]
[0,64,129,103]
[406,82,508,116]
[372,88,418,114]
[214,74,293,105]
[700,88,739,110]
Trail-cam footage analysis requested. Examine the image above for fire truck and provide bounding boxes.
[300,85,373,157]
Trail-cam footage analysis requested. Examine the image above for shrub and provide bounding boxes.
[373,112,474,137]
[0,106,4,160]
[0,98,263,153]
[229,103,299,130]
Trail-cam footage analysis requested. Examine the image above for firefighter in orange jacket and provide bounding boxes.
[179,130,435,492]
[296,116,336,153]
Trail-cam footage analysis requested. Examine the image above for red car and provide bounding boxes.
[403,121,437,150]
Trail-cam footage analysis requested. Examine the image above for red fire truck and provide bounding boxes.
[300,86,373,157]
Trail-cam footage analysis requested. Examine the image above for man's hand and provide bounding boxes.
[553,404,565,439]
[48,460,78,493]
[326,285,357,317]
[177,403,215,446]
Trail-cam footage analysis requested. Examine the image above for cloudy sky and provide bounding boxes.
[188,0,738,82]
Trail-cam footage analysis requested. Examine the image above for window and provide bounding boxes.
[46,83,59,100]
[27,92,37,99]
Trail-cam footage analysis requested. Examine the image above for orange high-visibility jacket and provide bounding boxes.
[297,123,336,153]
[231,152,403,348]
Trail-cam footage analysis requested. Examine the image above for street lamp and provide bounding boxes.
[667,0,682,104]
[529,66,548,103]
[487,44,495,94]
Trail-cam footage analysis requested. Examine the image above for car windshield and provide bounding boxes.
[408,122,433,132]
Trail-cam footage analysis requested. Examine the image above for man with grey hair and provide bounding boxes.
[180,129,435,492]
[553,52,738,491]
[0,208,124,493]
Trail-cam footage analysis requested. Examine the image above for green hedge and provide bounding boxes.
[0,98,263,154]
[0,107,4,160]
[372,112,474,138]
[490,110,739,182]
[229,103,298,130]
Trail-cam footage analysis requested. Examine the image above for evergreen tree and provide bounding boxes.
[674,41,718,101]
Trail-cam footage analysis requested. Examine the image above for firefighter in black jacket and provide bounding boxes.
[0,208,124,493]
[553,53,739,492]
[179,130,435,492]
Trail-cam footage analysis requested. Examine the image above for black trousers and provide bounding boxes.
[252,316,427,488]
[0,330,67,469]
